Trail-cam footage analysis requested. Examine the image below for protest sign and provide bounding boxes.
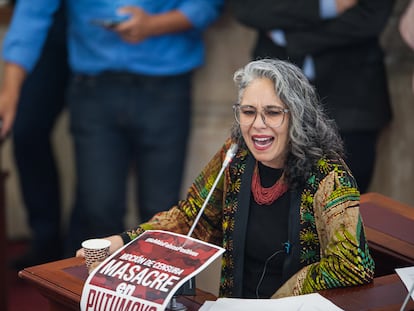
[80,230,224,311]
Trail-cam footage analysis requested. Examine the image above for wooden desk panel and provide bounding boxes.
[17,192,414,310]
[19,257,216,311]
[20,257,414,311]
[321,274,414,311]
[18,258,87,310]
[360,192,414,276]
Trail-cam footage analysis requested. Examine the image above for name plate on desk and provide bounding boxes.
[80,230,224,311]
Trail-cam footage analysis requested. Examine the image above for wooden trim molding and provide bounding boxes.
[0,5,13,25]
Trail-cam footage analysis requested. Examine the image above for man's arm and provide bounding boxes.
[0,0,61,137]
[0,63,26,137]
[284,0,394,57]
[229,0,321,31]
[112,0,223,44]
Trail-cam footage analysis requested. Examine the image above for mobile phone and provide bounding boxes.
[90,16,128,29]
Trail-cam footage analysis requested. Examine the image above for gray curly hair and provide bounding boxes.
[231,58,344,188]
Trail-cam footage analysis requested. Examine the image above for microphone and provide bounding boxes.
[222,143,239,168]
[169,143,238,308]
[187,143,238,238]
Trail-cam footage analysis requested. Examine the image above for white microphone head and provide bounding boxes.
[228,143,239,157]
[223,143,239,168]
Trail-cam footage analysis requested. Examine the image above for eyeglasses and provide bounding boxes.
[233,104,289,128]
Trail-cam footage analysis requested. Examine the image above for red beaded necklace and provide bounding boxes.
[251,162,289,205]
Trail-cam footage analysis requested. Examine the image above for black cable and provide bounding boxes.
[254,241,291,299]
[255,249,285,299]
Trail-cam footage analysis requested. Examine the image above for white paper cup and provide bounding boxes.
[82,238,111,271]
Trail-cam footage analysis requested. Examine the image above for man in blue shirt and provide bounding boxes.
[0,0,223,257]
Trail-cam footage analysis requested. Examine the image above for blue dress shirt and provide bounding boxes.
[2,0,223,75]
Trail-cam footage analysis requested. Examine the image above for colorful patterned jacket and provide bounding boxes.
[124,139,375,298]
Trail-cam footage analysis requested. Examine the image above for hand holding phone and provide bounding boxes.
[90,16,129,29]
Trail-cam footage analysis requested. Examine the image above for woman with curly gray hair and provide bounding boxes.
[79,59,374,300]
[231,58,344,189]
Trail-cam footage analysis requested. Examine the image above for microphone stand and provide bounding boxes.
[166,297,186,311]
[166,278,196,311]
[400,282,414,311]
[166,143,238,311]
[187,143,238,238]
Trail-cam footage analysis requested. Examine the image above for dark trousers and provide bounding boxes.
[12,9,69,261]
[65,71,192,255]
[340,131,379,194]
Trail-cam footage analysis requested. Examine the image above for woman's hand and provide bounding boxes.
[75,235,125,257]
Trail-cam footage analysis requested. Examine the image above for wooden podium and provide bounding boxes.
[18,256,414,311]
[320,274,414,310]
[18,192,414,310]
[360,192,414,276]
[18,257,216,311]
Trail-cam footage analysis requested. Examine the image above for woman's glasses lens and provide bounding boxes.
[233,104,288,128]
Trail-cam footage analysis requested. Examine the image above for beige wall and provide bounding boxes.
[371,0,414,201]
[1,1,413,295]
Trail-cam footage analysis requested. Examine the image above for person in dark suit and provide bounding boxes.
[4,6,70,270]
[228,0,394,193]
[4,3,70,269]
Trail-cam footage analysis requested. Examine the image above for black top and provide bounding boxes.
[242,162,290,298]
